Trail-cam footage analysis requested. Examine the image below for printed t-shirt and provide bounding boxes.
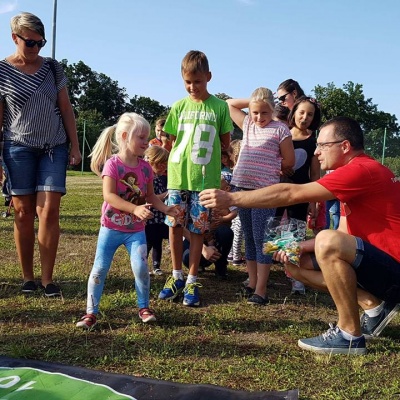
[317,154,400,262]
[164,95,233,191]
[101,155,153,233]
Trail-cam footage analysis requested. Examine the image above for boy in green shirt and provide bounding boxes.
[158,50,232,306]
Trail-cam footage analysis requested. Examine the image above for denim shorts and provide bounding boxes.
[312,237,400,302]
[2,141,69,195]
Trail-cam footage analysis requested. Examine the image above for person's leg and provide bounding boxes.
[125,230,151,310]
[330,200,340,230]
[214,225,234,277]
[2,142,38,285]
[36,143,68,287]
[251,208,275,303]
[36,191,62,286]
[239,207,256,289]
[12,195,36,282]
[86,227,119,315]
[325,199,334,229]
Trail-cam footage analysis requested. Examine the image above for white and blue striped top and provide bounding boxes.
[0,57,68,149]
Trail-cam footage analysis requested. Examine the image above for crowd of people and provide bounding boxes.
[1,12,399,356]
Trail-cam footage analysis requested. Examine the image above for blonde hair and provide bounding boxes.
[181,50,209,75]
[230,139,242,167]
[90,112,150,176]
[11,12,45,38]
[144,145,169,166]
[249,87,275,112]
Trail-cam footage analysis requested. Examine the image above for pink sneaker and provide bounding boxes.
[139,308,157,323]
[76,313,97,329]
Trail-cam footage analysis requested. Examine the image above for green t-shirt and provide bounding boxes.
[164,95,233,191]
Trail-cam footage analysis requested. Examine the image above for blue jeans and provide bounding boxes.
[86,227,150,314]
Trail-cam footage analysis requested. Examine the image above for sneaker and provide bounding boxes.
[76,313,97,329]
[298,323,366,355]
[42,283,61,297]
[21,281,37,293]
[247,293,269,306]
[236,285,255,298]
[139,308,157,323]
[158,276,185,301]
[153,268,163,276]
[232,258,245,266]
[183,282,202,307]
[361,302,400,338]
[291,280,306,295]
[227,255,233,262]
[242,277,250,287]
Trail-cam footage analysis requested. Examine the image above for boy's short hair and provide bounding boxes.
[181,50,209,75]
[155,117,166,127]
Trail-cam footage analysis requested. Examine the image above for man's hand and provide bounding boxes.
[199,189,232,209]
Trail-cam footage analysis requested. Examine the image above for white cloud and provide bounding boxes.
[0,0,18,15]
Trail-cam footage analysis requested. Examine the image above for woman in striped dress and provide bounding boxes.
[0,12,81,297]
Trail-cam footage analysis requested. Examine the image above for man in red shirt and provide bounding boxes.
[200,116,400,355]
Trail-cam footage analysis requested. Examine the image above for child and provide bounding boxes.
[182,173,236,280]
[158,50,233,307]
[227,88,295,306]
[275,96,321,295]
[76,113,178,329]
[149,117,172,152]
[144,145,170,275]
[227,139,245,266]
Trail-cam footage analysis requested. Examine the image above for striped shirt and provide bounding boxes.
[231,116,291,189]
[0,57,68,149]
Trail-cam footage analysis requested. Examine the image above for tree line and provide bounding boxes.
[60,60,400,174]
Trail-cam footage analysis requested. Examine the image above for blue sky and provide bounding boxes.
[0,0,398,120]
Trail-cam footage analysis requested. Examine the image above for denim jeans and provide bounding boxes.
[325,199,340,229]
[86,226,150,313]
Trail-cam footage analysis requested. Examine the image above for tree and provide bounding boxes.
[127,95,169,125]
[313,82,400,159]
[61,60,128,125]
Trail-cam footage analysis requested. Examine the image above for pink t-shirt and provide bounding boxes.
[232,117,291,189]
[318,154,400,262]
[100,155,153,233]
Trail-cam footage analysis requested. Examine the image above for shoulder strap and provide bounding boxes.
[46,58,58,86]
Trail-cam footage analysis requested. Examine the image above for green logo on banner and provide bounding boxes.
[0,367,135,399]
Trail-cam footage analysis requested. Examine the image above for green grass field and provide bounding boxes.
[0,173,399,399]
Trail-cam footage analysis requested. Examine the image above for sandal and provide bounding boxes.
[76,313,97,329]
[139,308,157,323]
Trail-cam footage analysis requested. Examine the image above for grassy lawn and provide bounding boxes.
[0,173,399,400]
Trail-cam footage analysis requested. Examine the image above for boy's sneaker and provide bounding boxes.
[298,323,366,355]
[183,282,202,307]
[42,283,61,297]
[158,276,185,301]
[232,258,245,266]
[361,302,400,338]
[139,308,157,323]
[21,281,38,293]
[76,313,97,329]
[291,280,306,295]
[247,294,269,306]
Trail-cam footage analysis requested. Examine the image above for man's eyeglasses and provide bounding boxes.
[315,140,344,151]
[16,34,47,48]
[278,92,291,103]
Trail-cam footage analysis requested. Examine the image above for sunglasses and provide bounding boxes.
[278,92,291,103]
[16,34,47,48]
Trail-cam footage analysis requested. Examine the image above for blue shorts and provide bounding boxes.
[312,237,400,302]
[164,189,210,234]
[2,141,69,195]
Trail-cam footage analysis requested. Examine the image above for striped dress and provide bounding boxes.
[0,57,68,149]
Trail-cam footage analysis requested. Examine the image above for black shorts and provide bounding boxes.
[311,237,400,303]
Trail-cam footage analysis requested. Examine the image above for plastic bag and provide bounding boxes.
[263,217,306,266]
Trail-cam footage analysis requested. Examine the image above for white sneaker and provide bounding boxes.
[291,280,306,295]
